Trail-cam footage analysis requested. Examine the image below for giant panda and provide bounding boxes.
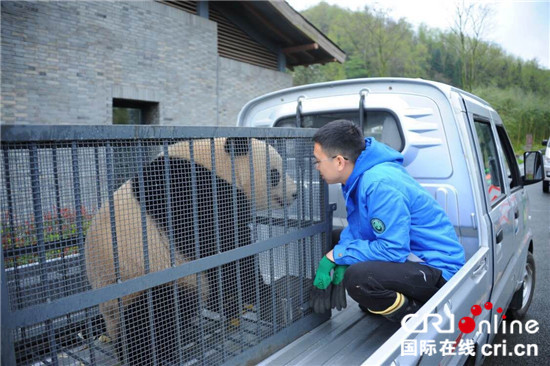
[84,137,297,365]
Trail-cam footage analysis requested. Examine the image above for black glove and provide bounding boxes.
[330,282,347,311]
[330,265,348,311]
[310,283,332,314]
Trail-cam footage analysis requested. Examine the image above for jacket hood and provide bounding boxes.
[343,137,404,194]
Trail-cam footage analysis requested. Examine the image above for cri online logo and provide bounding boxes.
[401,301,511,334]
[458,301,505,333]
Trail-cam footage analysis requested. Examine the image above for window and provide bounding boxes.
[113,99,159,125]
[474,120,504,204]
[275,110,404,152]
[111,99,159,188]
[496,125,521,190]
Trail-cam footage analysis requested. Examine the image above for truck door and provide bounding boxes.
[466,107,518,316]
[494,123,528,304]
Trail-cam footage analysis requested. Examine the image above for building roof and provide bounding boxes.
[212,1,346,68]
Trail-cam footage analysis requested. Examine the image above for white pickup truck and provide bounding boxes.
[237,78,544,365]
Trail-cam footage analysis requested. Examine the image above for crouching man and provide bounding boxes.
[310,120,465,322]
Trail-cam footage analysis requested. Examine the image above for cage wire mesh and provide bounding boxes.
[1,134,329,366]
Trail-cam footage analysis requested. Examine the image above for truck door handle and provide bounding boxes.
[514,209,520,234]
[473,258,487,277]
[496,229,504,244]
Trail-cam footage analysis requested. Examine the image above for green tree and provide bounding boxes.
[450,0,492,90]
[291,2,550,151]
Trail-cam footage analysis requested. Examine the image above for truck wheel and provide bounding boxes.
[507,252,535,320]
[543,180,549,193]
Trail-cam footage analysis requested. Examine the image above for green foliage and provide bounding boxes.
[292,2,550,151]
[473,86,550,154]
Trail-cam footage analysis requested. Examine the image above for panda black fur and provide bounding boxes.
[85,137,297,365]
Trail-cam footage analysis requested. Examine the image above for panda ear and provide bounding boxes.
[224,138,250,156]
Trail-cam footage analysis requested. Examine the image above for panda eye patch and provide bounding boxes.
[270,169,281,187]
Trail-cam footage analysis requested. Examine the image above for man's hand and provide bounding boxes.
[313,256,336,290]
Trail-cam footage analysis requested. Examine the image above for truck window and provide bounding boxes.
[275,110,404,152]
[474,120,504,204]
[496,125,521,190]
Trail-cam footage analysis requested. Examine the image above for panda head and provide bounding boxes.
[166,138,297,210]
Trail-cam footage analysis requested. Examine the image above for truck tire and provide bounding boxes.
[507,252,535,320]
[543,180,549,193]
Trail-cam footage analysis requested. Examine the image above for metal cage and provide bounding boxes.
[1,125,332,366]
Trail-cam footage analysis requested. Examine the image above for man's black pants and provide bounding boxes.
[331,228,446,313]
[342,260,446,312]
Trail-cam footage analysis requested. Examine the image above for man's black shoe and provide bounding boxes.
[384,296,421,323]
[359,304,369,313]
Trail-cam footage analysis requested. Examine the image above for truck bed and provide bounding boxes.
[259,295,401,365]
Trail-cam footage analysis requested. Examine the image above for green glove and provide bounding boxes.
[313,256,336,290]
[332,265,348,285]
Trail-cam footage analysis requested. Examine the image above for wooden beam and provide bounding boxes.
[214,3,280,54]
[282,43,319,54]
[269,1,346,63]
[289,58,338,68]
[242,2,294,44]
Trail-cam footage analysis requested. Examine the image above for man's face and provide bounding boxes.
[313,143,340,184]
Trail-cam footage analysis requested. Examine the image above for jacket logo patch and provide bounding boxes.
[371,218,386,234]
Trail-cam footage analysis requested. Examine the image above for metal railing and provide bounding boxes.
[1,125,332,366]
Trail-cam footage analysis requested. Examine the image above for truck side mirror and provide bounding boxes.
[542,139,548,146]
[522,151,544,185]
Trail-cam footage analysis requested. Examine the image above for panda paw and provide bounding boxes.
[98,334,112,343]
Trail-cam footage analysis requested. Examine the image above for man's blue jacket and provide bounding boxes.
[332,138,465,281]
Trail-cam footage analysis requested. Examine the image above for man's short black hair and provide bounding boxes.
[313,120,365,163]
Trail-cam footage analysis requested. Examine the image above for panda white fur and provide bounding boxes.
[85,137,297,365]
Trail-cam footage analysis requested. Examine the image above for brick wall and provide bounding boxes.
[1,1,292,126]
[218,57,292,125]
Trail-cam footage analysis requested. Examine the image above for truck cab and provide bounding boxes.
[237,78,543,365]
